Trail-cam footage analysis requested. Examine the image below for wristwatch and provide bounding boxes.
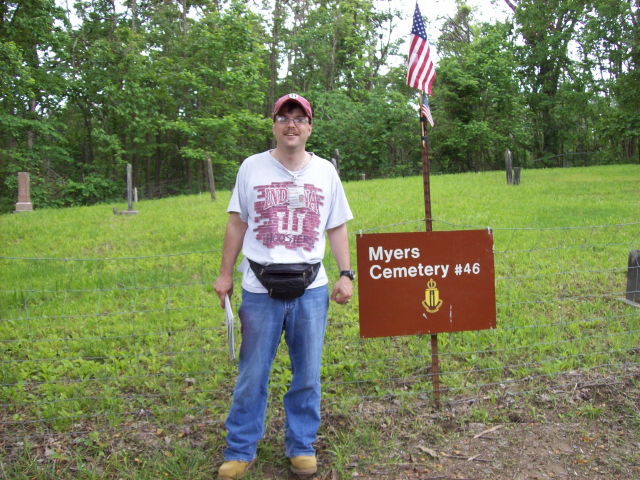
[339,270,355,280]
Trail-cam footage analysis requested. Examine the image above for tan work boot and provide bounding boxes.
[217,460,254,479]
[290,455,317,475]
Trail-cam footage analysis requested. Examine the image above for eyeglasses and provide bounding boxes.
[274,115,309,125]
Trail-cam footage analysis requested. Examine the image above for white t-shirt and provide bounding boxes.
[228,150,353,293]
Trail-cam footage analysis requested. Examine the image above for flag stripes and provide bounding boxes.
[406,3,436,95]
[421,92,434,127]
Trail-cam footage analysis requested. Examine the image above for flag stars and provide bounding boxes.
[406,2,437,95]
[412,5,427,39]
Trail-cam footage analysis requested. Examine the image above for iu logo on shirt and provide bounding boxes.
[254,181,324,251]
[276,210,305,235]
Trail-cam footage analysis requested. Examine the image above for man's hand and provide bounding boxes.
[213,274,233,309]
[331,275,353,305]
[327,223,353,305]
[212,213,247,309]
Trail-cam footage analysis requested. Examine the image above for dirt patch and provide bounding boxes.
[330,368,640,480]
[382,420,636,480]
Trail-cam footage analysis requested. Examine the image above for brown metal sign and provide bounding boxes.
[356,230,496,338]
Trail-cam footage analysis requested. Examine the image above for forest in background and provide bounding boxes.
[1,0,638,211]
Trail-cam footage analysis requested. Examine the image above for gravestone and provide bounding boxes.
[15,172,33,212]
[117,163,138,215]
[505,149,513,185]
[513,167,522,185]
[625,250,640,306]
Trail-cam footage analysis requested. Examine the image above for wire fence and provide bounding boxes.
[1,219,639,451]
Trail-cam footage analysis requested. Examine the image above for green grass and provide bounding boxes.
[1,164,639,478]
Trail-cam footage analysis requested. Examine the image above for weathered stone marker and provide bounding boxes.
[117,163,139,215]
[504,150,522,186]
[505,149,513,185]
[624,250,640,306]
[15,172,33,213]
[513,166,522,185]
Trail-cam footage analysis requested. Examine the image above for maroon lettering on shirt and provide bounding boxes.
[253,181,324,251]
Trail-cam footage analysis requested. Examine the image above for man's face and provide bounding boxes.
[272,105,312,151]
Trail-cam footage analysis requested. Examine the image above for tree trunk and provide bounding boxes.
[27,99,37,150]
[268,0,284,116]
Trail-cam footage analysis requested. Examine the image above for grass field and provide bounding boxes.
[1,164,639,479]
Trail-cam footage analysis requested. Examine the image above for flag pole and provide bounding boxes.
[419,91,440,410]
[409,1,439,409]
[420,92,433,233]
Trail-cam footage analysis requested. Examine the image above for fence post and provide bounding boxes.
[624,250,640,306]
[206,154,216,201]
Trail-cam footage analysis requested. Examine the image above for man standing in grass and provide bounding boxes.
[213,93,354,479]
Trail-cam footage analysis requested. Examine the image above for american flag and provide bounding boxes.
[421,92,434,127]
[406,3,436,95]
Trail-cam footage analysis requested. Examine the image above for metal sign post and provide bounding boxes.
[420,103,440,408]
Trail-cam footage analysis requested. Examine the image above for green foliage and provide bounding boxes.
[61,174,120,206]
[281,0,398,92]
[433,20,530,171]
[0,0,638,212]
[308,88,421,179]
[0,40,32,101]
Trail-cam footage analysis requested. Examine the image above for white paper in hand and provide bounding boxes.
[224,295,236,361]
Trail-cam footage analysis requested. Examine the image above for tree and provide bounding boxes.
[0,0,71,209]
[579,0,639,162]
[167,1,270,191]
[433,7,530,172]
[504,0,587,161]
[280,0,399,94]
[307,86,420,180]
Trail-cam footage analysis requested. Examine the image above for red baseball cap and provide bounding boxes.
[272,93,313,121]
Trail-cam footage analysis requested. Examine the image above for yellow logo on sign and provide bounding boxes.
[422,278,443,313]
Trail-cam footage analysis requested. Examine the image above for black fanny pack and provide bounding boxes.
[248,259,321,300]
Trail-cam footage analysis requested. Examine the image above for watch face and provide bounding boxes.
[341,270,355,280]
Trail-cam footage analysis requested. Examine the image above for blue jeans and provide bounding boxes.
[223,286,329,461]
